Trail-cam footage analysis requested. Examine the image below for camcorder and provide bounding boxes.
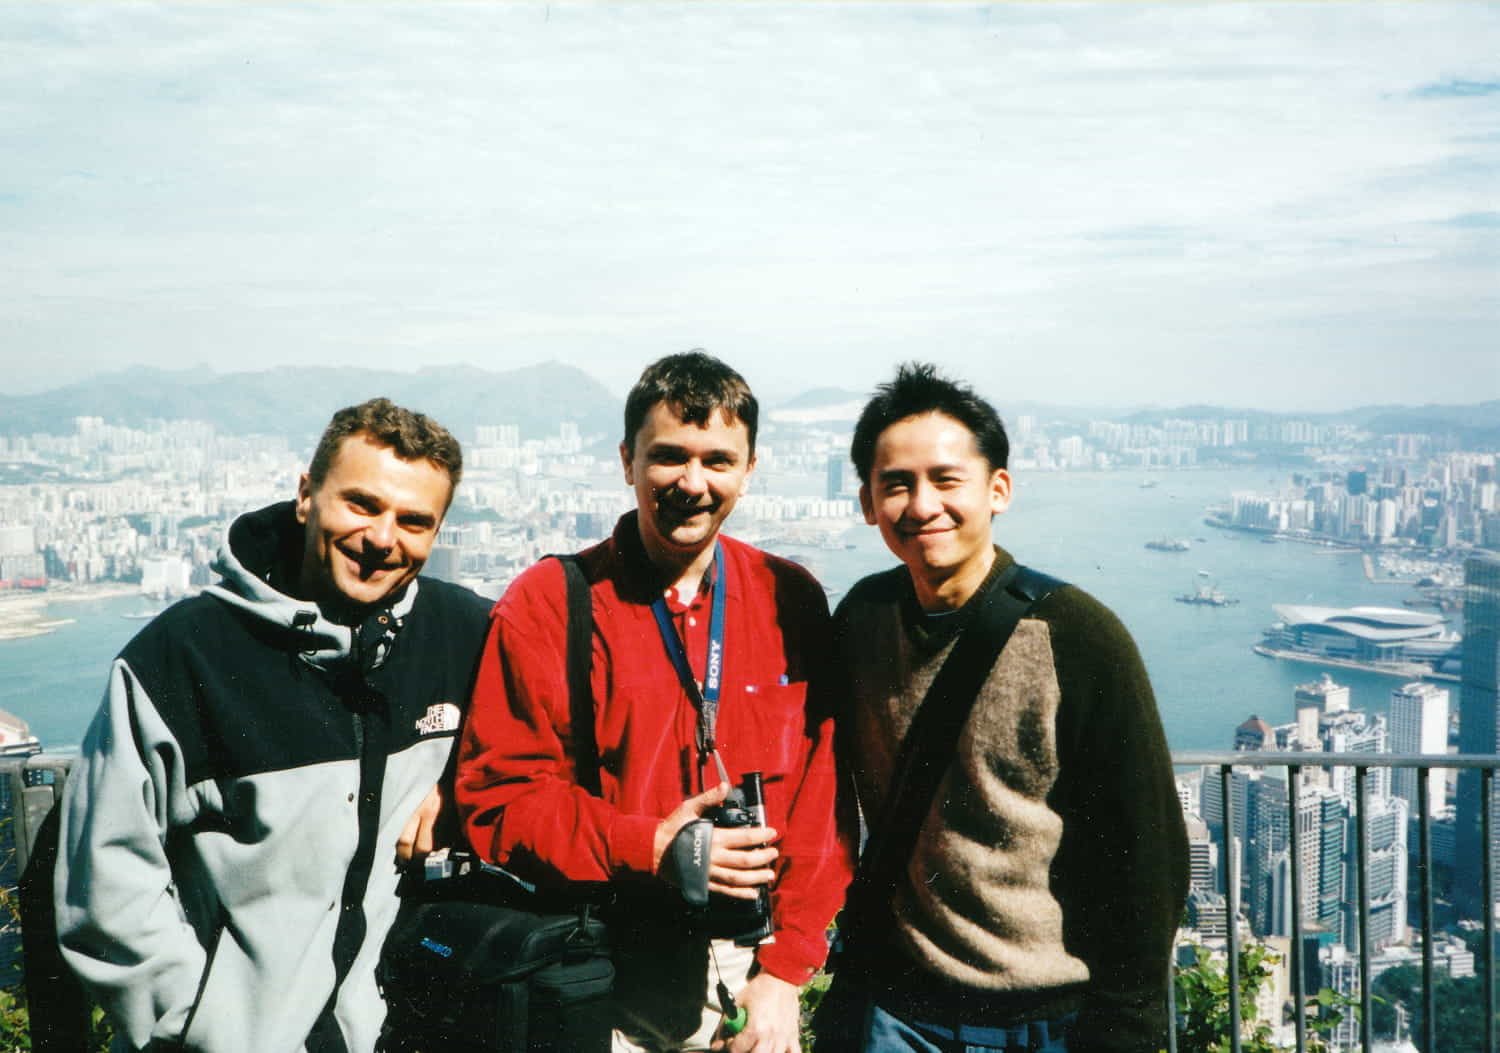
[661,771,775,947]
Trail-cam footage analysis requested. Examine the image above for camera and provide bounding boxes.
[701,772,775,947]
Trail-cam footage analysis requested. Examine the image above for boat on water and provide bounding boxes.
[1145,538,1191,552]
[1176,571,1238,607]
[122,605,168,621]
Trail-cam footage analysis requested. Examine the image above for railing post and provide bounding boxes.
[1483,766,1495,1053]
[1355,765,1371,1053]
[1417,770,1435,1053]
[1170,751,1500,1053]
[1288,764,1306,1053]
[1221,764,1242,1053]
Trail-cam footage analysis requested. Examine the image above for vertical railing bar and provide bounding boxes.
[1289,764,1306,1053]
[1166,955,1178,1053]
[1221,764,1242,1053]
[1418,770,1435,1053]
[1483,766,1495,1053]
[4,763,26,873]
[1355,766,1372,1052]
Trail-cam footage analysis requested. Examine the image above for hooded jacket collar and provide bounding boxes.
[205,501,419,673]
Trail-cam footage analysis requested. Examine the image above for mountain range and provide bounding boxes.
[3,364,1498,446]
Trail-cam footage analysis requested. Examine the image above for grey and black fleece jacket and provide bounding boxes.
[55,502,490,1053]
[834,547,1188,1052]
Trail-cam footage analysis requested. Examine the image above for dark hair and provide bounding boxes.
[307,397,463,492]
[850,363,1009,484]
[622,351,758,455]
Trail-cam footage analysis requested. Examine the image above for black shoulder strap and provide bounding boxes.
[847,563,1064,935]
[554,554,601,797]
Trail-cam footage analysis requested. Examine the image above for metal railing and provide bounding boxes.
[4,752,1497,1051]
[1173,751,1499,1053]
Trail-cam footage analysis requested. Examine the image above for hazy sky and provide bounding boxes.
[4,1,1497,411]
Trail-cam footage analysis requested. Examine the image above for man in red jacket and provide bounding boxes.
[457,352,852,1053]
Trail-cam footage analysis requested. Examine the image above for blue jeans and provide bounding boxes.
[853,1000,1073,1053]
[816,990,1074,1053]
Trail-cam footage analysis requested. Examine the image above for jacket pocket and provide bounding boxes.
[724,681,810,791]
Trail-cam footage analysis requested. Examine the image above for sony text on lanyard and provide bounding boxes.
[649,545,731,788]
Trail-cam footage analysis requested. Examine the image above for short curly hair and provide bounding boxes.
[307,397,463,493]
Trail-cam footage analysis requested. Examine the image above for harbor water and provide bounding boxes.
[0,468,1445,754]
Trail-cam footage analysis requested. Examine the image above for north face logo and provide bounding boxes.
[415,703,462,735]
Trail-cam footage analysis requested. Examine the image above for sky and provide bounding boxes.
[2,1,1497,412]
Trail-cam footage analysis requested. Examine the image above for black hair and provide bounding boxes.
[850,362,1009,484]
[623,351,758,455]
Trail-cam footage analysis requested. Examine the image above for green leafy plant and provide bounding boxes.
[1174,941,1364,1053]
[1174,942,1279,1052]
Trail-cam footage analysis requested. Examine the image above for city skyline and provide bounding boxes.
[3,2,1498,411]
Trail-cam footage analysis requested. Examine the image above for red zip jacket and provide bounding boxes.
[456,513,854,985]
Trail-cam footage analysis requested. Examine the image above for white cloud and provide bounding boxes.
[1,1,1496,409]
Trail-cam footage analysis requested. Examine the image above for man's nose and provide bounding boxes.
[363,512,397,550]
[907,480,942,520]
[677,460,708,496]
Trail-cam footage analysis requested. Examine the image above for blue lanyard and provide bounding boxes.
[650,546,728,770]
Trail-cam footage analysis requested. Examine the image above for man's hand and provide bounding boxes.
[653,783,780,900]
[396,785,448,865]
[714,973,801,1053]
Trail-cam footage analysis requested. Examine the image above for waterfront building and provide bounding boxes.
[1259,605,1460,678]
[1456,550,1500,920]
[1295,672,1350,719]
[1389,681,1450,818]
[1235,714,1274,752]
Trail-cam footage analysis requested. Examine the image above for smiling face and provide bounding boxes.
[860,411,1012,611]
[621,401,755,573]
[295,433,453,615]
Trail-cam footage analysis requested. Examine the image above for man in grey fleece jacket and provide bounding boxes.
[820,365,1187,1053]
[55,399,490,1052]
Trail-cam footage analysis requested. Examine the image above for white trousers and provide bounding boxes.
[611,939,757,1053]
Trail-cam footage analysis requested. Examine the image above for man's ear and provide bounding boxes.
[989,469,1012,516]
[739,453,757,495]
[619,441,634,485]
[295,474,313,524]
[859,483,876,525]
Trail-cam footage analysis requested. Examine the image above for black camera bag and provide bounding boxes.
[377,554,612,1053]
[377,858,613,1053]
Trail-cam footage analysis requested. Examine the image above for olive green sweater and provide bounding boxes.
[834,549,1188,1051]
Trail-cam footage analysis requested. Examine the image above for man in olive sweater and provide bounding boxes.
[821,364,1187,1053]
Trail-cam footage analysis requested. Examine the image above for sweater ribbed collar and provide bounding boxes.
[900,544,1016,654]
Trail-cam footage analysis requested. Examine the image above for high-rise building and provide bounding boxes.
[1297,784,1346,936]
[1456,551,1500,919]
[1359,794,1409,950]
[1296,673,1350,719]
[825,456,844,502]
[1247,773,1290,935]
[1185,813,1218,893]
[1320,709,1389,803]
[1389,681,1450,818]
